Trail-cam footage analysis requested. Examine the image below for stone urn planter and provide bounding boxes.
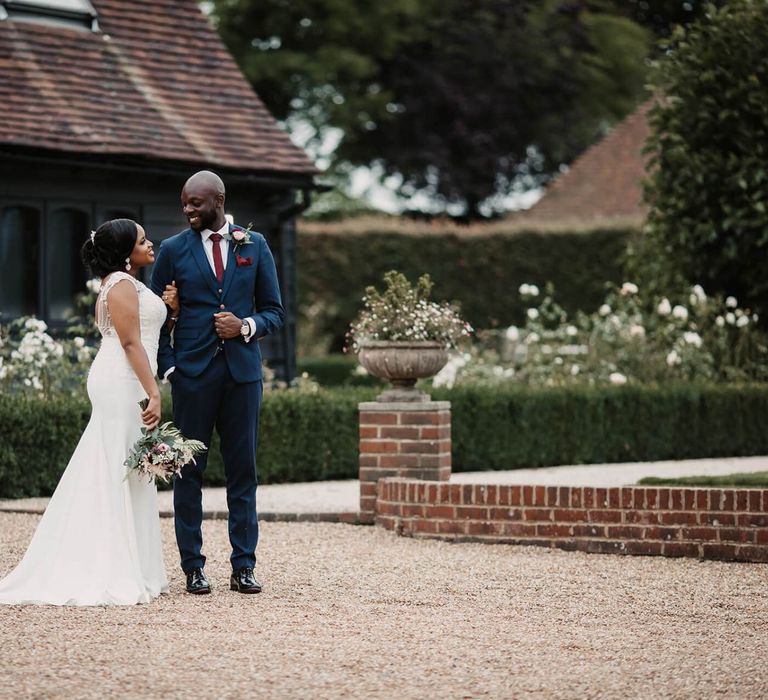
[357,340,449,402]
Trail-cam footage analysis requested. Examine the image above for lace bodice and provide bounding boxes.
[95,273,166,350]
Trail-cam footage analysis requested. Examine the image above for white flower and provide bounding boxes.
[541,344,552,355]
[570,364,580,376]
[620,282,639,295]
[629,324,645,338]
[726,312,736,325]
[753,314,759,323]
[666,350,681,366]
[24,318,47,332]
[715,315,725,327]
[725,296,738,309]
[609,372,627,385]
[86,278,101,294]
[565,325,578,337]
[519,283,539,297]
[657,298,672,316]
[554,356,563,365]
[73,337,85,349]
[525,332,540,344]
[689,285,707,306]
[504,326,520,342]
[526,308,539,321]
[672,305,689,321]
[598,304,611,317]
[683,331,702,347]
[736,315,749,328]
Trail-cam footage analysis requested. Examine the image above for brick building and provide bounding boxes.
[0,0,317,379]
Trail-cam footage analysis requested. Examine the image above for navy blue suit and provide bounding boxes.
[151,225,284,573]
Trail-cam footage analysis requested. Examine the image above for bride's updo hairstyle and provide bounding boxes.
[81,219,138,278]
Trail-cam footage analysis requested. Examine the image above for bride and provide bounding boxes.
[0,218,177,605]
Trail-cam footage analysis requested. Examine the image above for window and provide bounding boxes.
[0,206,40,318]
[47,207,88,322]
[1,0,98,31]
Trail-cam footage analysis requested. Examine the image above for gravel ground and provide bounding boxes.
[0,514,767,699]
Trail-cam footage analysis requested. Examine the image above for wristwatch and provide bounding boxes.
[240,320,250,338]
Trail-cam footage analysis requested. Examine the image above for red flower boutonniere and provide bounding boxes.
[236,254,253,267]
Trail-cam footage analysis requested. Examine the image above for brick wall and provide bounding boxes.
[359,401,451,523]
[375,478,768,563]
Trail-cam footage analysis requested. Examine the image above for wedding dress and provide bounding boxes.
[0,272,169,605]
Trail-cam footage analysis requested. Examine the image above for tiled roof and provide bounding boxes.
[0,0,317,176]
[517,100,653,226]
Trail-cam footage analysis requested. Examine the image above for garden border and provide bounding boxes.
[374,478,768,562]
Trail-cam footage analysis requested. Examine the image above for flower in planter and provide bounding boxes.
[345,270,472,353]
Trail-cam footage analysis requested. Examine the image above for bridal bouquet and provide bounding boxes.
[124,400,207,484]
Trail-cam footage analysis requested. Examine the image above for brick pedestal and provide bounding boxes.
[359,400,451,523]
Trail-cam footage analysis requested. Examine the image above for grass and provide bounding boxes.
[637,471,768,487]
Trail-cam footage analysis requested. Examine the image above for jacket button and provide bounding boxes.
[217,289,222,294]
[219,304,225,309]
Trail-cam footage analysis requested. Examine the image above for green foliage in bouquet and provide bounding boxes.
[124,399,207,484]
[346,270,472,353]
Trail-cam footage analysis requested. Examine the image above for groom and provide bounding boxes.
[151,170,284,595]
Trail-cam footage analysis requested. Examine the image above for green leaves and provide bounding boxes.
[641,0,768,320]
[212,0,652,216]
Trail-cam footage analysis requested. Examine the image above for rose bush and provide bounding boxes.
[0,317,96,398]
[433,281,768,388]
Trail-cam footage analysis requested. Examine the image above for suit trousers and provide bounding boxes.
[170,351,262,573]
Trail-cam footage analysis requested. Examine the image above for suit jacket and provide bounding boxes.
[150,225,284,383]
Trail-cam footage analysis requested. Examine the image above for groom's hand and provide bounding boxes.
[213,312,243,339]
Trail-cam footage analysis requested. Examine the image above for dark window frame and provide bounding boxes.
[0,197,144,329]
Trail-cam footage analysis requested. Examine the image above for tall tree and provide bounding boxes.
[607,0,725,37]
[213,0,651,217]
[640,0,768,320]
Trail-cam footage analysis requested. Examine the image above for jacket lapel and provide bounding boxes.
[186,229,220,296]
[221,224,239,299]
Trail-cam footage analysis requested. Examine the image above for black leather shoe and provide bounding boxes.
[230,567,262,594]
[185,568,211,594]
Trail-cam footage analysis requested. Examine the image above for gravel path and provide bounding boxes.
[0,513,766,699]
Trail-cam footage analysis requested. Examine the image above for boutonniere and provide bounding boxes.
[223,222,256,250]
[235,254,253,267]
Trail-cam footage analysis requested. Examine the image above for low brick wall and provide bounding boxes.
[376,479,768,562]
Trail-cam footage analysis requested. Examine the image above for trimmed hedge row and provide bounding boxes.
[2,384,768,498]
[297,227,634,350]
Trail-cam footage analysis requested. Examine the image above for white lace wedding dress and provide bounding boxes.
[0,272,169,605]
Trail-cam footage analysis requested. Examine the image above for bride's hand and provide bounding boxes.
[162,281,179,316]
[142,394,161,429]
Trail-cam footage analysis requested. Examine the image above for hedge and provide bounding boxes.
[297,226,634,350]
[3,383,768,499]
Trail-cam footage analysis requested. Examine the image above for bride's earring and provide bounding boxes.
[125,257,131,271]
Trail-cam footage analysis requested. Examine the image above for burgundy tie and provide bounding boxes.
[209,233,224,282]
